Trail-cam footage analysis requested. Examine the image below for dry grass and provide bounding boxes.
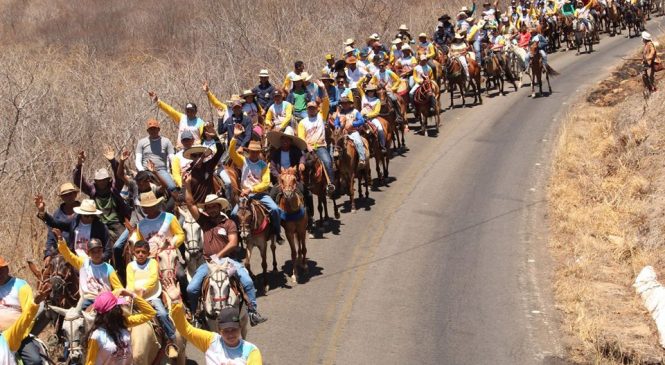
[549,51,665,364]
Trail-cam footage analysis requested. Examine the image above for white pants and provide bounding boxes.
[348,131,366,161]
[457,55,469,78]
[218,169,233,200]
[370,119,386,148]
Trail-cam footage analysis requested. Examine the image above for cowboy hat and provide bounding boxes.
[247,140,262,152]
[267,126,308,150]
[241,89,255,98]
[344,38,355,45]
[457,11,468,19]
[368,33,380,41]
[418,32,427,38]
[344,45,355,54]
[226,94,245,105]
[398,24,409,31]
[198,194,230,211]
[139,191,163,208]
[642,31,652,41]
[58,182,79,196]
[74,199,102,215]
[401,44,413,51]
[320,71,334,80]
[454,33,464,40]
[300,72,313,82]
[258,69,270,77]
[391,38,402,44]
[94,168,111,181]
[183,145,213,160]
[364,84,378,91]
[345,55,358,64]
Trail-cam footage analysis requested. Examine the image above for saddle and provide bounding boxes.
[248,199,270,235]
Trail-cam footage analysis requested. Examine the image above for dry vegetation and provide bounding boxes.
[0,1,478,277]
[549,50,665,363]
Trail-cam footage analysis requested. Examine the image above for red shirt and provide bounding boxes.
[518,32,531,48]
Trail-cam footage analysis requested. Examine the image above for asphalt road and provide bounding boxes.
[186,21,662,364]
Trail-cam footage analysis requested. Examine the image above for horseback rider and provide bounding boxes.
[240,89,265,130]
[372,59,404,123]
[180,120,225,204]
[345,55,369,109]
[283,60,305,92]
[148,91,206,150]
[182,179,268,326]
[525,27,549,68]
[43,183,81,258]
[265,89,295,132]
[334,97,368,169]
[449,33,471,79]
[482,1,500,21]
[252,69,275,112]
[228,125,284,243]
[267,127,307,194]
[410,55,438,108]
[417,33,438,71]
[343,38,360,58]
[360,84,388,154]
[397,45,418,81]
[126,240,179,358]
[395,24,414,44]
[642,31,661,92]
[434,15,456,48]
[574,0,593,30]
[0,257,46,365]
[323,54,337,77]
[0,274,49,365]
[467,19,487,66]
[297,89,336,196]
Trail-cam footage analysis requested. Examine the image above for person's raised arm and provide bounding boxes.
[4,283,49,353]
[148,91,183,124]
[73,151,95,197]
[183,175,200,221]
[113,289,156,327]
[34,194,70,231]
[53,229,83,270]
[165,279,215,352]
[203,81,228,114]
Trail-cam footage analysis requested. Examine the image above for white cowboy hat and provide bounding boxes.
[454,33,464,40]
[258,69,270,77]
[139,191,164,208]
[401,44,412,51]
[391,38,402,44]
[300,71,313,82]
[642,31,652,41]
[461,6,469,11]
[368,33,380,40]
[240,89,255,98]
[267,126,308,150]
[418,32,427,38]
[398,24,409,31]
[183,145,213,160]
[74,199,102,215]
[344,45,355,54]
[198,194,230,211]
[457,11,468,19]
[344,38,355,45]
[419,54,428,61]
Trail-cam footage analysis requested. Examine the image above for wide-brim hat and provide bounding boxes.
[241,89,255,98]
[94,168,111,181]
[139,191,164,208]
[364,84,378,91]
[58,182,80,196]
[344,38,355,46]
[320,71,333,81]
[247,140,262,152]
[457,11,468,19]
[391,38,402,44]
[399,24,409,31]
[454,33,464,40]
[183,145,213,160]
[642,31,652,41]
[344,45,355,54]
[73,199,102,215]
[226,94,245,105]
[267,127,308,150]
[258,69,270,77]
[300,72,313,82]
[418,32,427,38]
[198,194,230,211]
[401,44,412,51]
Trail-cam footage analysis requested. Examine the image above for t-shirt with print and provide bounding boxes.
[73,222,92,257]
[196,214,238,260]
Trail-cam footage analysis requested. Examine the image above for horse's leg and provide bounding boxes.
[287,225,298,283]
[449,84,455,109]
[270,231,278,272]
[259,237,269,293]
[350,171,356,212]
[298,218,308,271]
[244,241,254,277]
[546,71,552,94]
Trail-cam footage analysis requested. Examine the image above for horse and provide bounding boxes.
[624,4,643,38]
[608,0,622,36]
[303,150,339,230]
[413,79,441,135]
[559,14,577,50]
[572,18,594,54]
[377,84,406,151]
[362,116,392,183]
[331,127,370,213]
[529,41,560,97]
[200,261,249,337]
[483,48,517,96]
[130,319,187,365]
[177,206,205,280]
[236,196,275,293]
[276,167,308,283]
[444,53,482,108]
[47,303,93,365]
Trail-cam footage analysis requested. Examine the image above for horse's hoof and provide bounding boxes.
[264,285,270,294]
[308,232,315,239]
[351,209,357,214]
[291,275,298,284]
[334,212,340,219]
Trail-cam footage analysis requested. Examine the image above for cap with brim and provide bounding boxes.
[345,56,358,64]
[340,96,352,104]
[454,33,464,40]
[146,119,160,130]
[457,11,468,19]
[217,307,241,329]
[183,145,213,160]
[258,69,270,77]
[93,291,128,314]
[401,44,412,51]
[419,54,428,61]
[74,199,102,215]
[325,54,334,60]
[306,101,318,109]
[198,194,230,211]
[365,84,378,91]
[267,128,308,150]
[247,140,262,152]
[180,129,195,141]
[139,191,164,208]
[58,182,80,196]
[94,168,110,181]
[241,89,255,98]
[88,238,103,250]
[273,89,283,97]
[0,256,9,268]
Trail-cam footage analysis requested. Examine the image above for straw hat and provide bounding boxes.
[241,89,255,98]
[344,38,355,46]
[454,33,464,40]
[198,194,230,211]
[74,199,102,215]
[401,44,412,51]
[344,45,355,54]
[183,145,213,160]
[226,94,245,106]
[368,33,380,41]
[247,140,262,152]
[139,191,163,208]
[398,24,409,31]
[258,69,270,77]
[642,31,652,41]
[418,32,427,38]
[300,72,313,82]
[58,182,79,196]
[364,84,378,91]
[391,38,402,44]
[320,71,334,81]
[267,126,308,150]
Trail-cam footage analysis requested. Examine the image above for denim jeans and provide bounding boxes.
[186,260,257,313]
[156,169,177,192]
[315,147,335,184]
[348,131,366,161]
[231,193,281,234]
[17,336,42,365]
[113,228,130,282]
[149,298,176,340]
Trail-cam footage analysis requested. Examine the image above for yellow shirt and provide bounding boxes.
[126,259,161,301]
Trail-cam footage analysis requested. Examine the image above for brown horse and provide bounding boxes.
[304,150,340,228]
[236,197,275,293]
[276,167,308,283]
[444,53,483,108]
[483,48,518,96]
[377,85,406,151]
[331,128,370,213]
[529,42,559,97]
[362,116,392,183]
[413,79,441,135]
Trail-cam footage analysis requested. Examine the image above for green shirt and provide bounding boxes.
[292,90,308,113]
[95,195,119,225]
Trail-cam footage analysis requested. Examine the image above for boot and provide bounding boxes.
[249,309,268,326]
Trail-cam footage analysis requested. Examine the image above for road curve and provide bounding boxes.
[187,21,663,365]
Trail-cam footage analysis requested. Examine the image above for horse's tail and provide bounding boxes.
[546,64,560,76]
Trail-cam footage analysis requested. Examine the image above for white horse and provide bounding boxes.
[201,261,249,338]
[177,206,205,280]
[507,42,531,88]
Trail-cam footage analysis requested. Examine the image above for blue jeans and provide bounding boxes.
[474,39,482,66]
[113,228,130,275]
[231,193,281,235]
[315,147,335,185]
[156,169,177,192]
[149,298,176,340]
[186,260,257,313]
[348,132,366,161]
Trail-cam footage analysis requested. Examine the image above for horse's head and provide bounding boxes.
[49,305,92,364]
[331,127,347,160]
[48,256,78,306]
[178,207,203,260]
[236,197,253,239]
[155,245,178,281]
[204,261,238,320]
